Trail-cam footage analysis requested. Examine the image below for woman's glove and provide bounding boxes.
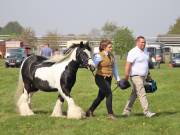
[117,79,131,90]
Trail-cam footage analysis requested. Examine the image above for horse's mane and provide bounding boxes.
[44,42,91,63]
[63,42,91,54]
[44,48,75,63]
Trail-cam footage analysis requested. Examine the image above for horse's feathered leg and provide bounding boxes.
[16,76,35,116]
[51,95,65,117]
[66,96,85,119]
[55,85,85,119]
[17,88,34,116]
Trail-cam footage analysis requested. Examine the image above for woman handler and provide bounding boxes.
[86,39,120,120]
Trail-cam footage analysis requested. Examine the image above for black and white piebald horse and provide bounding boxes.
[16,42,95,119]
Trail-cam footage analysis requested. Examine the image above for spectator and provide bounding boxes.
[156,55,161,69]
[53,48,60,56]
[40,43,52,58]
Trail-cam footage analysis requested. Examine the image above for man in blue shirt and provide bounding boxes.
[40,43,52,58]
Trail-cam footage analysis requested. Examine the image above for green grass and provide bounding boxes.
[0,59,180,135]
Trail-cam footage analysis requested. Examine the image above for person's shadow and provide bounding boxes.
[155,111,178,117]
[119,111,179,118]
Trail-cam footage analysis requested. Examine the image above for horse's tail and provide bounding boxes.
[14,69,24,107]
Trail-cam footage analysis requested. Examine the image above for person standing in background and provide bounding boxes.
[53,48,60,56]
[40,43,52,58]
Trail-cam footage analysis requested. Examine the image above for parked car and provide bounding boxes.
[5,52,25,68]
[171,55,180,67]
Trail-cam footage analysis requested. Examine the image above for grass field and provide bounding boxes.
[0,58,180,135]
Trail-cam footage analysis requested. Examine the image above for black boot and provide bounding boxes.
[86,110,95,117]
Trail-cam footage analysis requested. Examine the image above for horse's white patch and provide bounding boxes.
[34,61,68,88]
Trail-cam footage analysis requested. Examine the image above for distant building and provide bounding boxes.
[157,34,180,53]
[157,34,180,62]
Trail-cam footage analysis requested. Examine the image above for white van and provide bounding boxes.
[146,43,164,63]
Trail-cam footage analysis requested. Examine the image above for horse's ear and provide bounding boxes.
[85,41,92,51]
[80,41,84,48]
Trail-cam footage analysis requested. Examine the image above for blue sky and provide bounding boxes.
[1,0,180,37]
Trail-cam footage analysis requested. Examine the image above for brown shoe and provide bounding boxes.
[86,110,95,117]
[107,114,117,120]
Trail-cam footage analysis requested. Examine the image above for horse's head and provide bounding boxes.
[76,42,95,71]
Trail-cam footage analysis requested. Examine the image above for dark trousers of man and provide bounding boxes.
[88,74,113,114]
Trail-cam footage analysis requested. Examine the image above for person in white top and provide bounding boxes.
[122,36,156,118]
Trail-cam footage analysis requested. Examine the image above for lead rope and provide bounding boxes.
[112,83,119,93]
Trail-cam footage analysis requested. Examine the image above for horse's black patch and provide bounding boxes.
[60,60,79,97]
[34,77,58,92]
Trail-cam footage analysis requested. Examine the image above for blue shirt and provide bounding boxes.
[41,47,52,58]
[93,52,120,81]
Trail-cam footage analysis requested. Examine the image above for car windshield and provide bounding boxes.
[175,55,180,59]
[147,48,155,56]
[8,48,22,53]
[156,49,162,55]
[8,52,22,58]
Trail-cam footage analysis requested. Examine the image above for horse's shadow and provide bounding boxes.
[34,110,67,116]
[155,111,178,116]
[34,110,50,115]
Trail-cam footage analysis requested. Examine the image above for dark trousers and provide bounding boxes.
[88,74,113,114]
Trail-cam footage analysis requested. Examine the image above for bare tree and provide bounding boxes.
[18,27,37,48]
[88,28,101,39]
[102,21,118,39]
[41,31,60,49]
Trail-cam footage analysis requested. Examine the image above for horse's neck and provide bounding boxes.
[58,48,77,64]
[56,50,79,73]
[66,60,79,73]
